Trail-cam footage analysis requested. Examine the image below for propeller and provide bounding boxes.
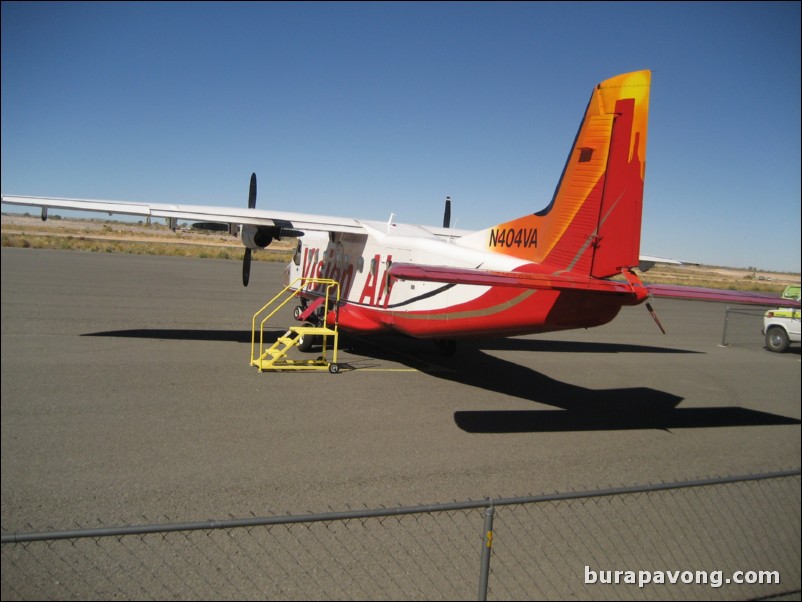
[443,196,451,228]
[242,173,257,287]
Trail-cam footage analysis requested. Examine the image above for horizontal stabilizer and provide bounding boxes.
[647,284,801,308]
[387,263,646,298]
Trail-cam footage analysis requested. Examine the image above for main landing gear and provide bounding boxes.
[293,299,326,352]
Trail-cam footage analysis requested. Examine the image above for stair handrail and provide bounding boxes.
[250,277,340,365]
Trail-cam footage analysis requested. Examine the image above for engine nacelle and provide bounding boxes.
[241,224,278,250]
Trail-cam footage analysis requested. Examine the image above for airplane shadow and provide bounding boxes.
[83,328,701,354]
[457,337,702,355]
[83,328,800,433]
[344,335,800,434]
[84,328,259,344]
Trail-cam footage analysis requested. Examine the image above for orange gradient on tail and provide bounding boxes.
[480,70,651,276]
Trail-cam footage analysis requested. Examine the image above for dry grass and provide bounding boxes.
[1,214,293,262]
[1,232,292,262]
[633,265,797,293]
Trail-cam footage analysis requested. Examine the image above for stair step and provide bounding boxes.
[290,326,338,336]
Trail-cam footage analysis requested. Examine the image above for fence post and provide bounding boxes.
[478,500,495,601]
[720,305,731,346]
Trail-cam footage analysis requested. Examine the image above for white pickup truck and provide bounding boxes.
[763,285,801,353]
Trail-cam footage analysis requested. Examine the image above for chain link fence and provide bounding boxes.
[719,306,770,349]
[2,470,799,600]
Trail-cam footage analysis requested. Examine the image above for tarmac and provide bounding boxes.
[2,247,800,533]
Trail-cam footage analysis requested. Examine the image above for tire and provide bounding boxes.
[765,327,790,353]
[328,363,340,374]
[297,324,316,352]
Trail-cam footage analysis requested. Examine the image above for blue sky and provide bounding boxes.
[2,1,800,272]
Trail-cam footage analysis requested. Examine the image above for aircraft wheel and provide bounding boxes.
[765,327,790,353]
[294,306,304,320]
[297,325,316,352]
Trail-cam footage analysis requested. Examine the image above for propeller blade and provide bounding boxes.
[242,173,258,286]
[243,248,252,287]
[443,196,451,228]
[248,172,257,209]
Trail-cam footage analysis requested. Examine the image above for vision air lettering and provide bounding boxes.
[301,247,323,288]
[358,254,393,308]
[300,246,355,297]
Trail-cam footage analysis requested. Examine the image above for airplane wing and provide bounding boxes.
[0,192,472,240]
[1,194,366,234]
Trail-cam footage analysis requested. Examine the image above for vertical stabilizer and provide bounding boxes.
[461,71,651,277]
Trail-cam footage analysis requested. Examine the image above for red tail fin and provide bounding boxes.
[462,71,651,278]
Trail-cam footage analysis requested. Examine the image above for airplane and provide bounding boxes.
[2,70,795,357]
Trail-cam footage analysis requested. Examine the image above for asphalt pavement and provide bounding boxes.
[2,248,799,532]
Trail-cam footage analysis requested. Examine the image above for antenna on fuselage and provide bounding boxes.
[443,196,451,228]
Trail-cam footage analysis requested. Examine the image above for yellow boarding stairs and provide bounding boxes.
[250,277,342,373]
